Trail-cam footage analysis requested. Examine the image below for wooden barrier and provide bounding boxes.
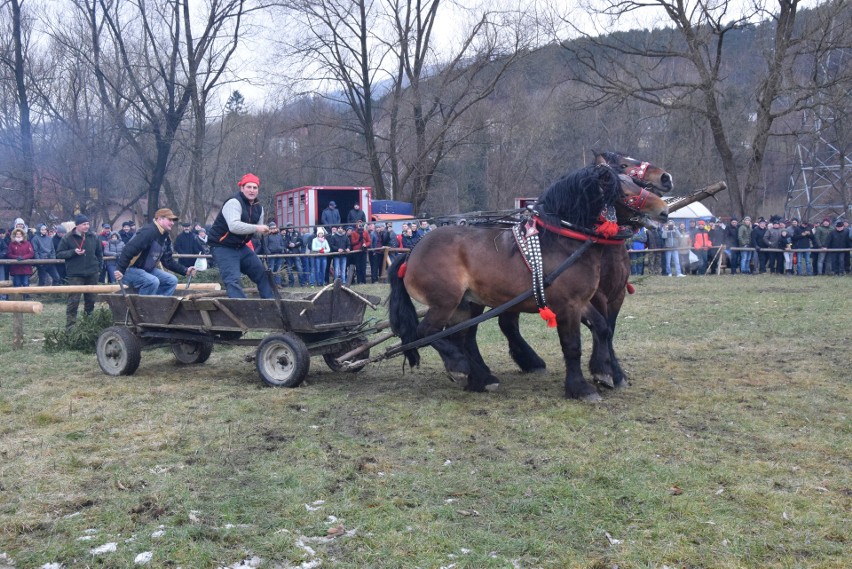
[0,283,220,295]
[0,283,219,350]
[0,301,44,314]
[0,301,44,349]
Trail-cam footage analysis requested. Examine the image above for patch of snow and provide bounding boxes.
[151,530,166,538]
[41,564,63,569]
[62,512,81,519]
[219,556,262,568]
[76,536,94,541]
[90,543,117,555]
[134,552,153,565]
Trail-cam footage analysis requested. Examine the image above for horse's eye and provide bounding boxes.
[620,164,628,169]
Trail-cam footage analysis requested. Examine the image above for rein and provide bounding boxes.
[386,239,595,357]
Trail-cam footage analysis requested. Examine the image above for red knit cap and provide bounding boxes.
[238,173,260,187]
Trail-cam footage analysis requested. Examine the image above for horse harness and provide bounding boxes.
[512,213,628,327]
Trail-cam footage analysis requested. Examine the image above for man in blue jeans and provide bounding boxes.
[207,173,274,298]
[114,208,196,295]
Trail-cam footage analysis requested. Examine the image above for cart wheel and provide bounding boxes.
[96,326,142,376]
[256,333,310,387]
[172,340,213,364]
[323,339,370,373]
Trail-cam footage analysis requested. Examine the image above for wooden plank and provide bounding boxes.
[0,301,44,314]
[0,283,220,295]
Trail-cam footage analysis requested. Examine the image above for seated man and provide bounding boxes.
[113,208,196,295]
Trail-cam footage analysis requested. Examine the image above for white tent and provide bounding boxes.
[669,201,714,222]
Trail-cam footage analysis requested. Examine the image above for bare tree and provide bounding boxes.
[0,0,37,219]
[559,0,852,217]
[56,0,251,221]
[279,0,532,211]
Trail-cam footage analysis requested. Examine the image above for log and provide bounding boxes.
[0,301,44,314]
[0,283,221,295]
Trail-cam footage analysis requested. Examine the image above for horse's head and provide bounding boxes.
[614,173,669,230]
[594,150,673,195]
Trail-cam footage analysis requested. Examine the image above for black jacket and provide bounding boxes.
[117,222,187,275]
[209,191,263,249]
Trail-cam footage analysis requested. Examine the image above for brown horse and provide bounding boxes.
[388,164,668,400]
[495,151,674,389]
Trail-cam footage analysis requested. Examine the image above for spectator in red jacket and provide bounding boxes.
[6,228,35,295]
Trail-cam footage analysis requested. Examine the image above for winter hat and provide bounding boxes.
[74,214,89,226]
[238,173,260,187]
[328,201,336,207]
[14,217,25,227]
[836,220,845,227]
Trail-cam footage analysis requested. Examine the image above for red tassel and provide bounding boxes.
[397,262,407,278]
[596,220,619,238]
[626,282,635,294]
[539,306,557,327]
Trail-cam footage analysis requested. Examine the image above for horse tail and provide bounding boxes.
[388,255,421,369]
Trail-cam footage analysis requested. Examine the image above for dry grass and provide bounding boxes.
[0,275,849,568]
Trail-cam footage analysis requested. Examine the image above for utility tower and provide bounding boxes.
[784,21,850,222]
[786,138,850,222]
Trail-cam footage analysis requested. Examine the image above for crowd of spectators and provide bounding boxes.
[0,216,438,296]
[626,215,852,276]
[3,213,848,302]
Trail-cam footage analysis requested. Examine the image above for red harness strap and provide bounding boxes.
[533,217,626,245]
[622,186,653,212]
[625,162,649,181]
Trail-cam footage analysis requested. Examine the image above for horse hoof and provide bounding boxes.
[445,371,467,384]
[593,373,615,389]
[580,392,603,402]
[484,382,500,392]
[524,366,547,375]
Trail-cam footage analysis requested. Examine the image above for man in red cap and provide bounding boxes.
[207,173,274,298]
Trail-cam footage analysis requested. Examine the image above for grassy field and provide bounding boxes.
[0,275,849,568]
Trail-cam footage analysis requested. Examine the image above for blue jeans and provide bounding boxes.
[740,250,753,273]
[285,256,303,286]
[302,256,315,286]
[795,251,812,275]
[268,256,284,285]
[333,255,347,281]
[123,267,178,296]
[664,250,682,275]
[211,245,275,299]
[313,256,328,285]
[12,274,30,288]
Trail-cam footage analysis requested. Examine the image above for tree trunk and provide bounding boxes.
[11,0,36,219]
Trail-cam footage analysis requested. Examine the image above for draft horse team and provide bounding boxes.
[388,152,672,400]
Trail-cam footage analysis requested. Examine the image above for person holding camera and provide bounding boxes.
[660,221,685,277]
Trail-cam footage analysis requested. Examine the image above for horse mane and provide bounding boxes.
[596,150,626,166]
[534,164,621,230]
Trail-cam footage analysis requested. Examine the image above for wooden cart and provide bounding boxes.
[96,281,380,387]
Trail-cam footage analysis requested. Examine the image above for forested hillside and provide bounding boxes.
[1,1,848,224]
